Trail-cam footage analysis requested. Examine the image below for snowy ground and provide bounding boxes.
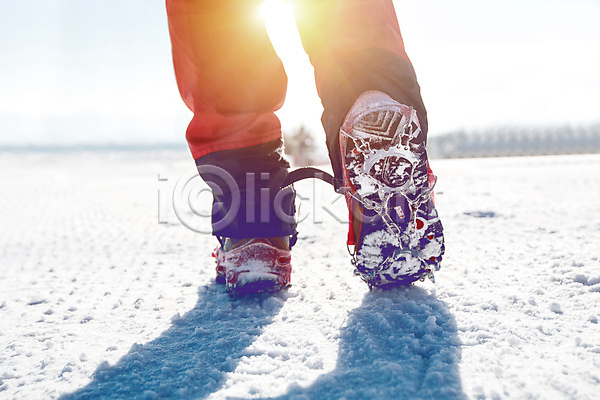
[1,151,599,399]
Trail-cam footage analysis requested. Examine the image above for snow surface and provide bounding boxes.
[1,151,599,399]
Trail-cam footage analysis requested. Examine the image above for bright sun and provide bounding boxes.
[258,0,289,23]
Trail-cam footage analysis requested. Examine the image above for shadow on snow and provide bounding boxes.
[60,283,288,399]
[270,286,466,399]
[61,284,464,399]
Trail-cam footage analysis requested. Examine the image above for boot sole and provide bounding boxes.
[342,102,444,287]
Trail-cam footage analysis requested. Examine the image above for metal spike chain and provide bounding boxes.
[343,107,440,283]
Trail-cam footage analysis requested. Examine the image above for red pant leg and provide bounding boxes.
[293,0,410,94]
[166,0,287,159]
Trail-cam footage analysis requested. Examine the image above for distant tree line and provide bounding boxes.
[283,125,328,166]
[427,123,600,159]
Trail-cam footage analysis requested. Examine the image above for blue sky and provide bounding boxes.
[1,0,599,146]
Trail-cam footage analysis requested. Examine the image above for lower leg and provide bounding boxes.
[294,0,443,286]
[167,1,296,293]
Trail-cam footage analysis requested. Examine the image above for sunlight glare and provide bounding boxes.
[258,0,289,22]
[259,0,298,58]
[257,0,327,140]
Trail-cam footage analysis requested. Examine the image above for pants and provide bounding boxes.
[166,0,428,239]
